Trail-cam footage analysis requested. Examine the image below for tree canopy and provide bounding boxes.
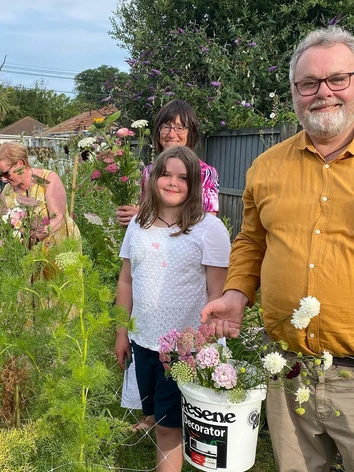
[109,0,354,133]
[74,65,129,110]
[0,82,81,128]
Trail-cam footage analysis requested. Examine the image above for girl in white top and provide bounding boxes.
[115,146,230,472]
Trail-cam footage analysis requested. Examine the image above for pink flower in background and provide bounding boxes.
[103,157,115,163]
[90,170,102,180]
[116,128,130,137]
[116,149,124,156]
[120,176,129,182]
[106,163,118,174]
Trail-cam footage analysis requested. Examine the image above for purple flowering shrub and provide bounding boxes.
[110,24,293,133]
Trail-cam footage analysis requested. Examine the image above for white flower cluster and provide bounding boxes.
[262,352,287,375]
[295,386,310,404]
[291,296,321,329]
[77,137,96,149]
[84,213,104,226]
[322,350,333,371]
[131,119,148,129]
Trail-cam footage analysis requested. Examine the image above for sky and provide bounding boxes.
[0,0,130,96]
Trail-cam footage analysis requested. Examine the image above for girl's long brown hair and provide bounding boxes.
[136,146,204,236]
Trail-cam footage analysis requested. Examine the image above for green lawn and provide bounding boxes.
[117,419,276,471]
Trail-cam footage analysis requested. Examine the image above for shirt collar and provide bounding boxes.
[293,129,354,158]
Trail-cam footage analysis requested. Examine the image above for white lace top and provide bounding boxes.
[120,214,231,351]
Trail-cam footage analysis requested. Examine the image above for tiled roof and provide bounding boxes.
[0,116,46,136]
[42,106,117,137]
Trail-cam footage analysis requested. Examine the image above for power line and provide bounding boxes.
[6,62,80,74]
[2,67,76,80]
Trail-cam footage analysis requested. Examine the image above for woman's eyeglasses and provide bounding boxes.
[0,164,15,179]
[159,125,188,135]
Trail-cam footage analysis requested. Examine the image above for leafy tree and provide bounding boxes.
[111,0,354,55]
[110,24,291,133]
[74,65,129,110]
[0,82,81,128]
[110,0,354,132]
[0,85,14,121]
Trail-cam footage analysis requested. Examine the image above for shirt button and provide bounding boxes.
[324,164,329,169]
[309,263,315,269]
[315,229,321,234]
[322,196,328,202]
[309,333,315,338]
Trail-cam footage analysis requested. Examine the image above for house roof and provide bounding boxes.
[42,106,117,137]
[0,116,46,136]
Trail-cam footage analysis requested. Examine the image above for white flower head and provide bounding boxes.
[291,308,312,329]
[291,296,320,329]
[269,92,276,98]
[262,352,287,375]
[77,137,96,149]
[2,213,9,223]
[269,112,276,119]
[295,386,310,404]
[131,119,148,129]
[300,296,321,317]
[322,350,333,371]
[84,212,104,226]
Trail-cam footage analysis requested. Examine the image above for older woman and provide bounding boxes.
[0,142,80,248]
[117,99,219,226]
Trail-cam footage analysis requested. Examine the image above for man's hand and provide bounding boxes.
[116,205,139,227]
[200,290,249,338]
[115,328,131,369]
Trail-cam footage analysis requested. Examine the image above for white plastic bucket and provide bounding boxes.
[179,383,266,472]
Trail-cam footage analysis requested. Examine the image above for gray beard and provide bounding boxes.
[300,111,347,138]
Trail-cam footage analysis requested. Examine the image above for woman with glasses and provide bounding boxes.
[0,142,80,249]
[117,100,220,433]
[117,99,219,226]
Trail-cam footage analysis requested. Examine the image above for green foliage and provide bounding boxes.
[0,81,81,128]
[110,0,354,132]
[74,65,129,110]
[0,235,130,469]
[110,24,296,133]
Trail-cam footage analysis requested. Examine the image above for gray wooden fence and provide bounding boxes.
[202,125,299,239]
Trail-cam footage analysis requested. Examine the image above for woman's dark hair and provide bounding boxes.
[137,146,204,236]
[153,100,199,153]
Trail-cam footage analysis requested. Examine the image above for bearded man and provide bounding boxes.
[201,27,354,472]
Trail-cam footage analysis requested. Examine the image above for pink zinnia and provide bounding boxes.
[106,163,118,174]
[91,170,102,180]
[120,176,129,182]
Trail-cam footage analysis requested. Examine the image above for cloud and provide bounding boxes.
[0,0,118,25]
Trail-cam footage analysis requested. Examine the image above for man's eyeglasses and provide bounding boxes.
[293,72,354,96]
[159,125,188,135]
[0,164,15,179]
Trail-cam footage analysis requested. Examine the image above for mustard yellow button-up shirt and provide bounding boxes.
[225,130,354,356]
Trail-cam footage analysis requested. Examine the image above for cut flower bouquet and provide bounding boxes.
[159,296,351,415]
[77,112,149,206]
